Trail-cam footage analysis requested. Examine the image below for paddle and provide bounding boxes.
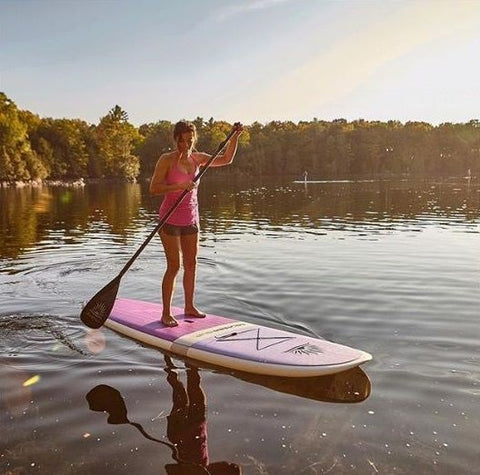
[81,123,242,329]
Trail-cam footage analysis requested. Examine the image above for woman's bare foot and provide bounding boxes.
[161,315,178,327]
[184,306,206,318]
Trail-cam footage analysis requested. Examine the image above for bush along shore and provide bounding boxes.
[1,178,87,188]
[0,176,143,188]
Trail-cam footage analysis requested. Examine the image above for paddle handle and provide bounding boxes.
[118,123,241,278]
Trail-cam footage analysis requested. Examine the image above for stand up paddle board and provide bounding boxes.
[105,298,372,377]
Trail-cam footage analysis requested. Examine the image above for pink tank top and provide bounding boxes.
[158,155,199,226]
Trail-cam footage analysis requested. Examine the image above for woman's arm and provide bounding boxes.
[149,155,192,195]
[196,126,244,167]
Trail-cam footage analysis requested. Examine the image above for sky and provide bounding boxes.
[1,0,479,126]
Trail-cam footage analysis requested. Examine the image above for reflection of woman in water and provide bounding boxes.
[86,355,240,474]
[165,355,207,467]
[164,354,240,475]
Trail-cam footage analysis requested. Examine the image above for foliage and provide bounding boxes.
[0,93,47,181]
[29,117,91,178]
[136,120,172,177]
[95,105,142,180]
[1,92,479,182]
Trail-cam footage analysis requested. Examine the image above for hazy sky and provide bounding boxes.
[1,0,479,126]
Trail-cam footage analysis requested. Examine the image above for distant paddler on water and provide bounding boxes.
[465,168,472,183]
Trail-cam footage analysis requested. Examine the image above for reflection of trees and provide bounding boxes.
[0,183,143,258]
[198,178,480,235]
[85,183,142,237]
[0,187,48,258]
[1,179,478,259]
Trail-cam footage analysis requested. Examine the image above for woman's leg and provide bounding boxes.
[180,232,205,317]
[164,355,188,413]
[160,230,181,326]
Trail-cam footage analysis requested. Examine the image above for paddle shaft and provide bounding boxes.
[117,124,240,278]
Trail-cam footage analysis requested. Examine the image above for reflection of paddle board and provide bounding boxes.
[173,353,371,402]
[233,365,371,403]
[106,299,372,377]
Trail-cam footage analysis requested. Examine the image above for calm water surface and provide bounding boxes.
[1,177,479,474]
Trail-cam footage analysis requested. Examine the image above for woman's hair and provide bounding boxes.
[173,120,197,143]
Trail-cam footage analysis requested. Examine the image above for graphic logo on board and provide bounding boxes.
[285,343,324,355]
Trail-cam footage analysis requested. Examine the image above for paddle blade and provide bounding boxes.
[80,276,120,328]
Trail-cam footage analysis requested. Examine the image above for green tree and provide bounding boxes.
[2,91,479,181]
[95,105,142,180]
[137,120,173,177]
[0,93,47,181]
[30,118,90,178]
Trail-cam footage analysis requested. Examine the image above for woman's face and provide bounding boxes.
[177,131,195,154]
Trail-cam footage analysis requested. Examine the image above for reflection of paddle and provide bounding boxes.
[86,384,180,460]
[81,123,242,329]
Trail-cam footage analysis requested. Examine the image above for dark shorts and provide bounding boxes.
[161,223,199,236]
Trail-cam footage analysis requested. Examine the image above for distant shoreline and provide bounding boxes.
[1,172,476,188]
[0,177,137,188]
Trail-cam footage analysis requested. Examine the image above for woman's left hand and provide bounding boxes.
[233,122,244,135]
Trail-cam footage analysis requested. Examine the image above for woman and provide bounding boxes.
[150,120,243,327]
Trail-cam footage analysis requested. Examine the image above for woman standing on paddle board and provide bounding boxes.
[150,120,243,327]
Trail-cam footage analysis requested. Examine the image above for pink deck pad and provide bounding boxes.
[109,299,365,367]
[110,298,233,342]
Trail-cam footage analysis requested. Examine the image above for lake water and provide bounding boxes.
[1,177,479,474]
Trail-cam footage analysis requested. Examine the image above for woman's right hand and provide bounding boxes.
[178,180,197,192]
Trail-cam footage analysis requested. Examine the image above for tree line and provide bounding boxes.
[1,92,479,182]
